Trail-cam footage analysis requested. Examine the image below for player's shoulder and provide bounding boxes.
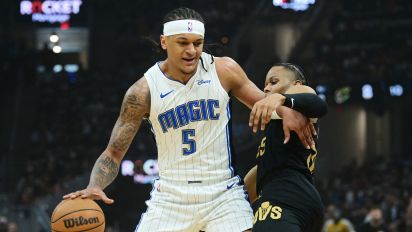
[127,76,150,112]
[126,76,150,99]
[131,76,148,89]
[144,62,161,79]
[215,56,238,69]
[214,56,243,77]
[199,52,238,71]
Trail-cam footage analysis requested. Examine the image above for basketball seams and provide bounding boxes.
[51,221,104,232]
[51,208,103,223]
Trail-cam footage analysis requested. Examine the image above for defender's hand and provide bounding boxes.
[249,93,285,133]
[277,106,315,149]
[63,187,114,204]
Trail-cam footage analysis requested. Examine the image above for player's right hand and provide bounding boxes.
[63,187,114,205]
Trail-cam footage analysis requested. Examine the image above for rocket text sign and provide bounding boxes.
[20,0,83,23]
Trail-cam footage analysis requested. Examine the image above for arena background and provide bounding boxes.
[1,0,412,231]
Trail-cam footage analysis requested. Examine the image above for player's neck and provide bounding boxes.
[161,60,197,84]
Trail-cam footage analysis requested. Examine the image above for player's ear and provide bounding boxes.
[294,80,303,86]
[160,35,167,50]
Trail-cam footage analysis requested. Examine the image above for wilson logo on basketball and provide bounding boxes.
[63,216,100,228]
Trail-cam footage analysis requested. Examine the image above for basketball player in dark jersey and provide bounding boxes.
[245,63,328,232]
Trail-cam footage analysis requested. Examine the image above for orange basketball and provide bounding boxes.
[51,198,105,232]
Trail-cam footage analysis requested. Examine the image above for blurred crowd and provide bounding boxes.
[318,158,412,232]
[0,216,16,232]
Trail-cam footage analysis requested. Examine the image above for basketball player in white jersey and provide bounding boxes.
[64,7,315,232]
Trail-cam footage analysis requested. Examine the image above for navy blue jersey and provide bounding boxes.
[256,120,319,193]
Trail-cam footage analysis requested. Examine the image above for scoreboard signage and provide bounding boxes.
[20,0,83,23]
[273,0,316,11]
[121,159,159,184]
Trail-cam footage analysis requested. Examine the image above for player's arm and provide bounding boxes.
[276,85,328,119]
[215,56,265,108]
[88,77,150,189]
[215,57,314,148]
[244,165,258,203]
[63,77,150,204]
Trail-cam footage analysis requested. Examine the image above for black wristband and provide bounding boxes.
[282,93,328,118]
[283,95,294,108]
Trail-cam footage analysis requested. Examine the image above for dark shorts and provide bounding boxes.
[252,171,324,232]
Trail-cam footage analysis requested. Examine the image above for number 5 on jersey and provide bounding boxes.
[182,129,196,155]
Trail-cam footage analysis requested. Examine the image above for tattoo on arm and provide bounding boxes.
[109,95,144,152]
[108,79,150,154]
[88,78,150,189]
[88,154,119,189]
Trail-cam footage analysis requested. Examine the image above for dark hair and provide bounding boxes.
[273,62,307,85]
[163,7,205,24]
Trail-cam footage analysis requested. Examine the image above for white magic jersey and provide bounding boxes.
[144,52,233,182]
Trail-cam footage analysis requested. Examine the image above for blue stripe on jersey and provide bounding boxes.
[225,103,234,177]
[134,180,158,232]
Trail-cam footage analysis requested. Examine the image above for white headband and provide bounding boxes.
[163,19,205,37]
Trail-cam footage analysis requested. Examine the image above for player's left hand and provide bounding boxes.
[249,93,285,133]
[278,106,315,149]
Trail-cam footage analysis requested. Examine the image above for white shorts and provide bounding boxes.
[135,176,253,232]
